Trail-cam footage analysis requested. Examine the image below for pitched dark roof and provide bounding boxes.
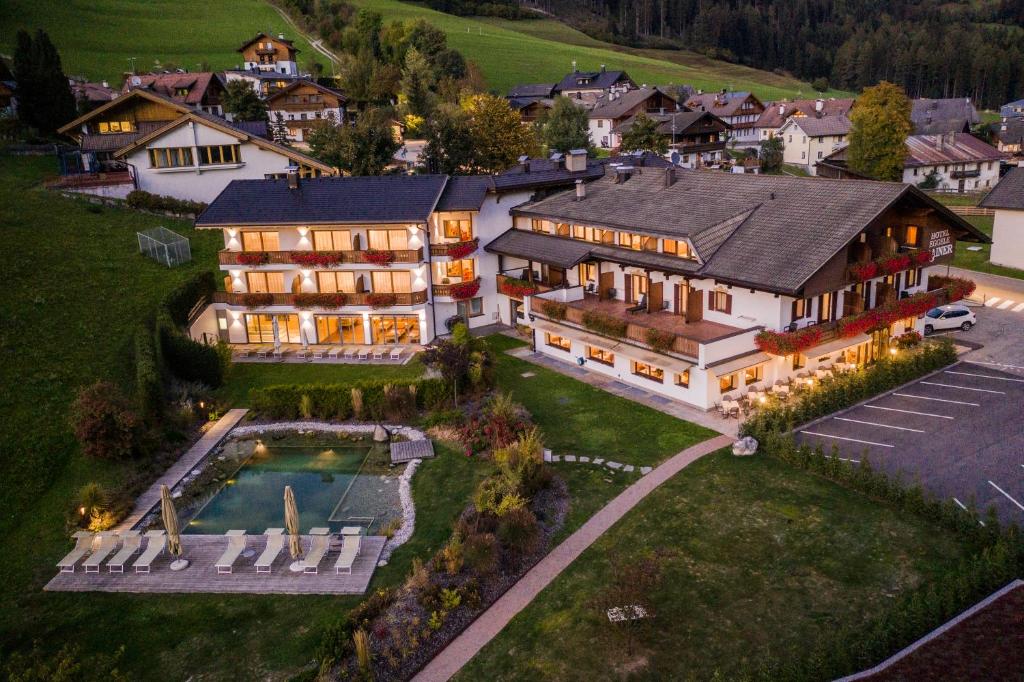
[231,119,270,140]
[904,133,1005,166]
[507,83,556,98]
[1000,99,1024,118]
[613,110,725,136]
[554,70,632,92]
[196,175,448,226]
[685,91,761,118]
[491,158,605,192]
[508,97,553,112]
[238,32,297,51]
[785,114,852,137]
[435,176,492,211]
[993,117,1024,145]
[587,86,682,121]
[265,79,346,104]
[911,98,979,135]
[122,72,223,105]
[980,167,1024,210]
[755,98,856,130]
[511,169,986,294]
[487,230,594,268]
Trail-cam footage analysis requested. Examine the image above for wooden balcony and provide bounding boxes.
[495,273,553,301]
[432,277,480,298]
[218,248,423,266]
[212,290,428,307]
[429,238,478,258]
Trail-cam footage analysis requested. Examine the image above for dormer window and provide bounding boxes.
[175,87,189,97]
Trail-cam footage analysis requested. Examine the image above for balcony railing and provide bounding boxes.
[212,290,428,307]
[558,303,701,358]
[950,168,981,179]
[432,277,481,299]
[429,238,478,258]
[218,248,423,266]
[495,273,553,300]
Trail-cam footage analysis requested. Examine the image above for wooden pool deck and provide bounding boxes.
[45,534,386,595]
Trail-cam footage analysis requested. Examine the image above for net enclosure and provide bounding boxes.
[137,226,191,267]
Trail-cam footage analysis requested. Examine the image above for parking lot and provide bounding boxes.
[796,361,1024,525]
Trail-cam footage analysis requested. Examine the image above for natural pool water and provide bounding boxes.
[184,437,402,535]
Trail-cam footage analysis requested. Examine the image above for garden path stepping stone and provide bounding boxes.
[579,456,590,463]
[640,466,652,475]
[551,455,561,462]
[520,371,536,378]
[390,440,435,464]
[607,461,623,469]
[623,465,635,472]
[593,458,605,465]
[564,455,576,462]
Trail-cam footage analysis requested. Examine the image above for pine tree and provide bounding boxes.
[13,29,76,134]
[542,96,592,154]
[847,81,912,182]
[400,47,435,118]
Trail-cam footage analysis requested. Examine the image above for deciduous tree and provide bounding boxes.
[620,112,668,155]
[222,80,267,122]
[848,81,912,182]
[541,96,591,154]
[423,104,475,174]
[308,107,399,175]
[463,93,540,173]
[759,135,784,172]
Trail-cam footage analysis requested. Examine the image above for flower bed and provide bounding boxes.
[290,251,343,268]
[241,292,275,308]
[364,249,395,267]
[537,300,567,320]
[581,310,628,338]
[498,277,538,298]
[367,292,397,308]
[293,292,347,308]
[449,279,480,300]
[236,251,269,266]
[645,328,677,353]
[445,240,478,260]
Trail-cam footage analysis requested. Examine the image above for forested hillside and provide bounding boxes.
[499,0,1024,108]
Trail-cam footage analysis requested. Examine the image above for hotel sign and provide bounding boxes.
[929,229,953,259]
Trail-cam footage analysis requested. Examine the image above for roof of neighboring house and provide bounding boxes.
[238,32,297,52]
[1000,99,1024,117]
[555,69,633,93]
[57,87,193,136]
[911,98,979,135]
[79,121,166,152]
[904,133,1005,167]
[979,166,1024,210]
[587,86,683,121]
[435,176,493,212]
[782,114,852,137]
[491,157,606,192]
[225,69,304,82]
[265,79,346,105]
[508,168,987,295]
[70,80,118,104]
[196,175,449,227]
[508,97,554,112]
[231,119,270,139]
[507,83,557,99]
[601,151,676,168]
[122,72,224,106]
[685,91,762,118]
[755,98,856,130]
[613,110,726,136]
[992,116,1024,145]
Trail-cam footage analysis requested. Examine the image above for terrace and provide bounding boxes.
[218,248,424,266]
[212,290,429,306]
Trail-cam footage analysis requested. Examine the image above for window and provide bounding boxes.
[198,144,241,166]
[439,258,475,283]
[817,150,823,159]
[443,219,472,240]
[370,315,420,344]
[904,225,920,247]
[298,165,320,179]
[246,271,286,293]
[245,314,299,343]
[619,232,644,250]
[719,372,737,392]
[312,230,351,251]
[587,346,615,365]
[97,120,134,134]
[241,230,280,251]
[531,219,548,233]
[792,353,806,370]
[148,146,193,169]
[627,274,648,304]
[801,151,806,160]
[642,236,658,251]
[663,239,692,258]
[545,333,571,351]
[457,297,484,317]
[371,270,411,293]
[597,120,604,128]
[555,222,571,237]
[674,370,690,388]
[792,297,808,320]
[367,229,409,251]
[905,267,920,288]
[579,262,597,285]
[632,361,664,383]
[818,291,834,322]
[744,364,763,384]
[314,315,364,344]
[708,289,732,313]
[317,271,356,293]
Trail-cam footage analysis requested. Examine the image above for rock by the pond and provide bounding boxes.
[373,425,390,442]
[732,436,759,456]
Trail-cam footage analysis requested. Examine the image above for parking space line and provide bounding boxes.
[953,498,986,526]
[892,393,980,406]
[801,431,894,448]
[988,481,1024,512]
[834,417,925,433]
[996,300,1014,309]
[919,381,1006,395]
[972,360,1024,370]
[864,405,954,419]
[984,297,1002,307]
[945,370,1024,384]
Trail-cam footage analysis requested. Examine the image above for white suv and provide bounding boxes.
[924,304,976,334]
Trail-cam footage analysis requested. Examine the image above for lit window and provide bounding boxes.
[674,370,690,388]
[744,364,763,384]
[905,225,919,246]
[710,290,731,313]
[587,346,615,366]
[719,372,737,392]
[545,333,571,351]
[312,230,352,251]
[198,144,241,166]
[632,361,664,383]
[241,230,280,251]
[531,219,548,233]
[317,271,355,293]
[619,232,644,250]
[367,229,409,251]
[148,147,194,169]
[444,219,473,240]
[246,271,286,293]
[457,297,484,317]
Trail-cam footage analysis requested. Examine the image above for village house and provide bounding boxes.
[685,90,764,147]
[613,110,729,168]
[265,80,347,145]
[57,88,334,201]
[486,167,987,410]
[237,32,299,76]
[778,114,852,175]
[754,97,856,142]
[507,83,556,124]
[992,117,1024,157]
[911,98,980,135]
[980,167,1024,270]
[122,71,226,116]
[555,64,635,104]
[587,86,685,150]
[1000,99,1024,119]
[69,78,118,112]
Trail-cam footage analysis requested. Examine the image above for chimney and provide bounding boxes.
[102,81,109,88]
[815,98,824,113]
[518,154,530,173]
[278,33,285,40]
[572,60,578,73]
[566,149,588,172]
[663,166,676,187]
[779,104,785,116]
[575,179,586,201]
[600,64,606,73]
[614,165,634,184]
[286,164,299,190]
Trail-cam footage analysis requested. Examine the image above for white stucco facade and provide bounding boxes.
[902,160,1001,193]
[991,208,1024,270]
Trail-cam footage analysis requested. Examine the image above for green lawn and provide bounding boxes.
[457,450,969,681]
[952,215,1024,280]
[352,0,850,100]
[0,0,327,83]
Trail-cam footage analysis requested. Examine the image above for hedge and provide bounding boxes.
[162,271,216,327]
[156,312,224,388]
[126,189,207,217]
[250,378,453,421]
[134,323,162,421]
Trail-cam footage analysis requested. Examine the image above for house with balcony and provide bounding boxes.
[685,90,764,147]
[587,86,686,150]
[754,97,856,142]
[266,80,347,145]
[121,71,226,116]
[613,110,729,168]
[238,32,299,76]
[485,166,988,410]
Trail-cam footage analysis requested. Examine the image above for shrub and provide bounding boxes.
[645,328,676,353]
[538,299,567,320]
[353,629,372,676]
[755,325,824,355]
[581,310,628,337]
[299,394,313,419]
[473,475,519,516]
[366,292,397,308]
[498,276,538,297]
[428,611,444,631]
[70,381,140,460]
[293,292,346,308]
[134,324,162,421]
[406,557,430,591]
[497,506,541,556]
[241,292,275,308]
[364,248,395,266]
[249,379,452,420]
[316,616,354,671]
[162,271,215,327]
[895,330,922,349]
[442,535,464,575]
[157,317,225,387]
[449,278,481,300]
[236,251,270,265]
[463,531,499,575]
[126,189,206,216]
[440,587,462,611]
[446,239,478,259]
[78,482,107,519]
[290,251,342,267]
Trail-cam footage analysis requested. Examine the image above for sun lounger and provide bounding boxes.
[107,530,142,573]
[357,347,369,361]
[389,346,404,361]
[83,532,119,573]
[255,528,285,574]
[343,346,357,360]
[301,528,331,575]
[256,346,272,359]
[235,345,255,359]
[56,530,95,573]
[371,346,385,361]
[334,533,362,574]
[328,346,343,360]
[272,348,287,361]
[215,530,247,574]
[312,345,329,360]
[133,530,166,573]
[296,347,311,361]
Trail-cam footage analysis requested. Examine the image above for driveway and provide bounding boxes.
[795,361,1024,525]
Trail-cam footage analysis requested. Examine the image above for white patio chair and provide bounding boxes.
[356,347,369,361]
[301,528,331,575]
[328,346,344,360]
[343,346,357,360]
[255,528,285,574]
[371,346,385,361]
[334,534,362,575]
[390,346,404,361]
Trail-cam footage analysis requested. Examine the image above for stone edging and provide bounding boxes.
[229,422,427,563]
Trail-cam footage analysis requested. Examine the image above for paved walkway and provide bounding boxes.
[412,433,734,681]
[505,347,738,436]
[117,409,248,531]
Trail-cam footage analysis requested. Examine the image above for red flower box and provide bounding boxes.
[366,292,397,308]
[445,239,478,260]
[849,261,879,282]
[293,292,346,308]
[364,249,395,267]
[236,251,269,266]
[241,292,275,308]
[290,251,342,267]
[449,279,480,300]
[755,325,825,355]
[879,254,912,275]
[499,278,539,298]
[912,250,934,266]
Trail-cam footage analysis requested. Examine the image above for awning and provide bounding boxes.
[707,351,770,376]
[628,350,693,375]
[809,333,871,359]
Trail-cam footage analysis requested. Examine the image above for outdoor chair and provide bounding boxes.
[295,348,311,361]
[357,347,370,361]
[215,530,247,575]
[56,530,95,573]
[132,530,166,573]
[626,294,647,314]
[301,528,331,575]
[256,347,272,359]
[343,346,357,360]
[83,532,119,573]
[334,533,362,575]
[255,528,285,574]
[107,530,142,573]
[390,346,404,361]
[327,346,343,360]
[235,345,255,359]
[372,347,386,361]
[272,348,287,361]
[312,345,329,360]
